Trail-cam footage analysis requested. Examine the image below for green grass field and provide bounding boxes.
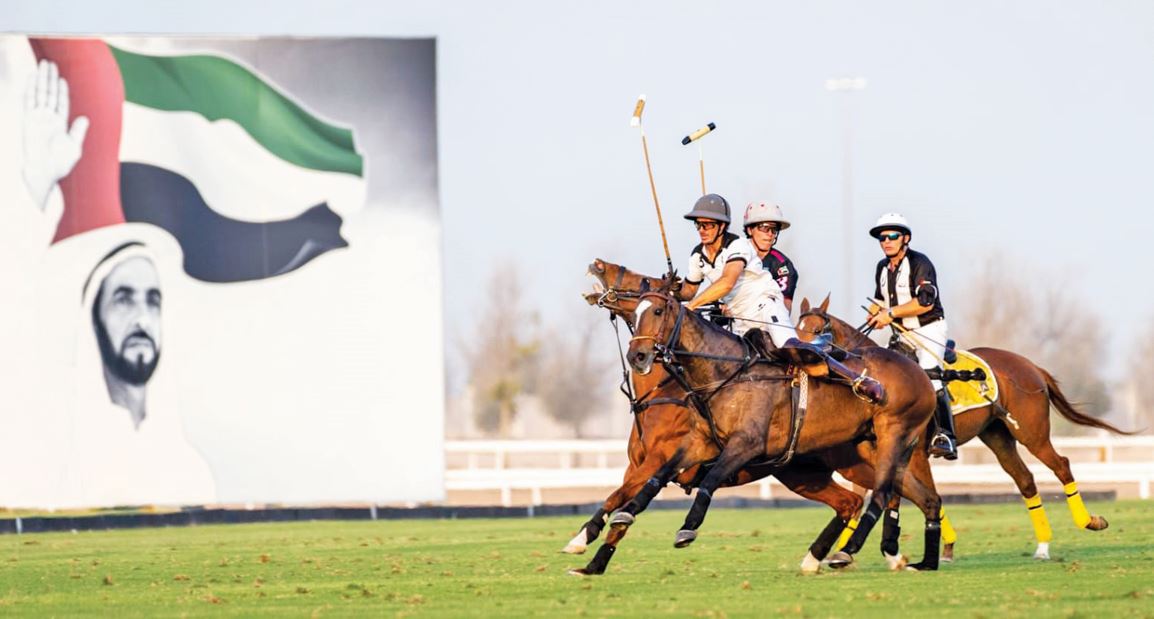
[2,500,1153,617]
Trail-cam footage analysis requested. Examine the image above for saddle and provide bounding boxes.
[778,338,885,404]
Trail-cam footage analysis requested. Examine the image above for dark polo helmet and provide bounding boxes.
[683,193,731,224]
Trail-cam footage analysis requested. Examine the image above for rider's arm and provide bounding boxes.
[686,259,743,310]
[677,281,700,301]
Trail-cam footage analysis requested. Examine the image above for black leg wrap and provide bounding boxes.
[628,477,664,513]
[809,515,848,560]
[583,543,617,575]
[842,500,883,555]
[908,521,941,571]
[584,508,608,543]
[881,507,901,557]
[682,488,713,531]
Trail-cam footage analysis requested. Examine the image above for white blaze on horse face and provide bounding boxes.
[635,299,654,324]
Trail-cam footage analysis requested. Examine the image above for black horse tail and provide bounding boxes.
[1040,367,1140,435]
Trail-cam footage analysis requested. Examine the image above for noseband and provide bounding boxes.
[629,294,685,359]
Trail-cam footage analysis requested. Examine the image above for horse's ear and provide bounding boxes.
[799,297,811,313]
[819,294,830,313]
[640,279,651,293]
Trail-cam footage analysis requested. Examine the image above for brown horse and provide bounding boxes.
[574,260,952,572]
[624,290,943,569]
[796,295,1136,560]
[569,261,891,575]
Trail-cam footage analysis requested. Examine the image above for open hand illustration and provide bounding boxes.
[22,59,90,210]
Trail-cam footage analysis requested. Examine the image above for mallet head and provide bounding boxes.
[681,122,716,145]
[630,94,647,127]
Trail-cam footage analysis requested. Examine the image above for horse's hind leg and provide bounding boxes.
[774,466,865,573]
[1019,433,1109,532]
[830,422,930,570]
[978,421,1054,559]
[673,437,762,548]
[570,450,685,576]
[893,448,943,571]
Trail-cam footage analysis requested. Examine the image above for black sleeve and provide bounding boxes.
[781,256,799,300]
[873,261,885,300]
[909,254,939,306]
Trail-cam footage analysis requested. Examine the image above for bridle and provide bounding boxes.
[594,266,657,311]
[797,309,833,337]
[797,308,874,350]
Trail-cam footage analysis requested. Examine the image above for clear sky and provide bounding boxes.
[7,1,1154,379]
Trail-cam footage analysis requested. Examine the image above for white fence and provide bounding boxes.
[445,437,1154,506]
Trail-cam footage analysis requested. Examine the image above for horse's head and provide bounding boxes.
[626,292,682,375]
[797,294,875,350]
[584,259,677,325]
[796,294,834,343]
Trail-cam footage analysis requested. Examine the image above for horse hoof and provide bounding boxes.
[561,543,587,555]
[673,529,697,548]
[827,551,853,569]
[884,553,908,571]
[1033,542,1050,561]
[567,568,594,577]
[799,552,822,574]
[942,543,954,563]
[609,512,636,527]
[1087,515,1109,531]
[905,561,938,571]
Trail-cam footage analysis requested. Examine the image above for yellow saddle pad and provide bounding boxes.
[943,349,999,415]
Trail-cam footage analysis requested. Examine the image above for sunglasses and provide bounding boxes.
[748,223,779,233]
[877,232,904,241]
[693,221,721,230]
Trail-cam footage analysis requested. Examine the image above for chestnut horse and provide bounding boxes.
[570,260,934,574]
[796,296,1136,560]
[623,290,942,570]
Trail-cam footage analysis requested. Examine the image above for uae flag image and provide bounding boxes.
[29,38,365,283]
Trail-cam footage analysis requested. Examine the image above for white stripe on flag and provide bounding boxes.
[119,102,365,222]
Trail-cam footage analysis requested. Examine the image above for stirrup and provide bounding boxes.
[930,433,958,460]
[850,369,883,404]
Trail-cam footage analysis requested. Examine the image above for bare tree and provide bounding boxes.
[1125,317,1154,434]
[537,311,617,438]
[955,254,1111,435]
[461,263,540,437]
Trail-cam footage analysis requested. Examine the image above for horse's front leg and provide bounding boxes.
[562,463,637,554]
[774,465,865,573]
[569,449,685,576]
[673,435,762,548]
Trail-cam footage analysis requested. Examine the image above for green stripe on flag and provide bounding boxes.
[110,46,362,177]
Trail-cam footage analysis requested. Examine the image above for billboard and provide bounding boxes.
[0,36,443,508]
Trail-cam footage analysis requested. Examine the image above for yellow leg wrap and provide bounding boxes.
[1024,494,1053,543]
[1064,482,1092,529]
[940,507,958,545]
[834,518,858,551]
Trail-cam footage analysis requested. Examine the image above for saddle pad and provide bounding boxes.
[944,349,999,415]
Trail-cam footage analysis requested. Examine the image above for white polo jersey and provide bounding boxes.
[686,233,783,322]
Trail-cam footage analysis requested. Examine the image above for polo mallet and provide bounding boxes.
[631,95,675,277]
[681,122,716,195]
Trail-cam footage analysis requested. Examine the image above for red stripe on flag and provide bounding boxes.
[30,38,125,242]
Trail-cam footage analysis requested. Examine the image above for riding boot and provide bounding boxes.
[930,388,958,460]
[825,357,885,404]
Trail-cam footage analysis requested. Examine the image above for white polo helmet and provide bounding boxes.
[743,202,791,230]
[869,212,912,239]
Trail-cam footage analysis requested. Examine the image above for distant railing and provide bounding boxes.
[444,437,1154,506]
